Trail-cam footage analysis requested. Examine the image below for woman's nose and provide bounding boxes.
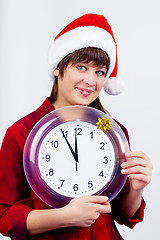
[83,71,96,86]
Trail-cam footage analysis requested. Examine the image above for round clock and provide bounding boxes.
[23,105,129,208]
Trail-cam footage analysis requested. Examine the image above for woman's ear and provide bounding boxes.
[53,69,59,77]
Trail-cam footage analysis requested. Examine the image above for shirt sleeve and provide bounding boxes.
[0,127,34,239]
[111,180,146,229]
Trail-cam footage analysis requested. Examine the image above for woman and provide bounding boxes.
[0,13,152,240]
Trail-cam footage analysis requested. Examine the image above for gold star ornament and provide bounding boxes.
[96,116,112,132]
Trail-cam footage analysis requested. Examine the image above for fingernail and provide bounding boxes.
[121,163,125,168]
[102,196,108,201]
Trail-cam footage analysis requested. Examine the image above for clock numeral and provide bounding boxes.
[100,142,105,150]
[45,154,50,162]
[60,130,68,139]
[73,184,78,192]
[51,140,59,148]
[60,180,65,187]
[99,170,104,178]
[90,131,94,139]
[49,168,54,176]
[74,128,82,135]
[88,180,93,189]
[103,156,108,164]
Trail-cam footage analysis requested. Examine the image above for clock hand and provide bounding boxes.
[61,129,78,171]
[75,128,79,171]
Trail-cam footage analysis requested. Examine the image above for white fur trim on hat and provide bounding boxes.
[48,26,116,82]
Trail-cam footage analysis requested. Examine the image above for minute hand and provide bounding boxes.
[61,130,78,168]
[75,128,79,163]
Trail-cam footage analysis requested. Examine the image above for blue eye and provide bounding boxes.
[77,66,86,71]
[96,71,105,76]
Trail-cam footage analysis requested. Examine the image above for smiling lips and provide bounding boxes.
[76,87,93,97]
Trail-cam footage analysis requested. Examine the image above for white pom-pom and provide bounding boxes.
[103,77,125,95]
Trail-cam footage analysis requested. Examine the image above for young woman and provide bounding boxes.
[0,13,152,240]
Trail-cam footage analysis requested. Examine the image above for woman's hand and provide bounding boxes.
[121,151,152,193]
[63,195,111,227]
[27,195,110,236]
[119,151,152,218]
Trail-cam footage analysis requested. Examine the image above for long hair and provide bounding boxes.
[50,47,110,114]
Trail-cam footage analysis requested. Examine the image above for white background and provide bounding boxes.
[0,0,160,239]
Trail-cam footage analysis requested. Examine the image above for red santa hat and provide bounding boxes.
[48,13,124,95]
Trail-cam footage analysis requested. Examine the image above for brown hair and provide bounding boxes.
[50,47,110,114]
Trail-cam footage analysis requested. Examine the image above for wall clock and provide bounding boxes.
[23,106,129,208]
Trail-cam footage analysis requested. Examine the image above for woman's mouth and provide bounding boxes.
[76,87,93,97]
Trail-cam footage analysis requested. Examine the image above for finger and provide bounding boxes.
[125,151,150,161]
[86,219,96,226]
[85,195,109,204]
[92,212,100,220]
[121,158,152,172]
[121,158,150,169]
[92,202,111,214]
[121,165,150,175]
[128,173,152,184]
[85,212,100,226]
[83,213,100,227]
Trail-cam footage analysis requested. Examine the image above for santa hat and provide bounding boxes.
[48,13,124,95]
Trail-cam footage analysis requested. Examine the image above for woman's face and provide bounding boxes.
[53,61,107,109]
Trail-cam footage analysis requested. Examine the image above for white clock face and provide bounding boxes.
[38,120,116,198]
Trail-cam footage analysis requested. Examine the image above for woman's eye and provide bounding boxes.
[77,66,86,71]
[96,71,105,76]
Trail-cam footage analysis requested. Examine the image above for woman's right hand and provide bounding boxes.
[26,195,111,236]
[63,195,111,227]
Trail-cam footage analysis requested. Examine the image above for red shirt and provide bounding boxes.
[0,98,145,240]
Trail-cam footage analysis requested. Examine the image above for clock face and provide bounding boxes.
[38,121,116,198]
[23,106,129,208]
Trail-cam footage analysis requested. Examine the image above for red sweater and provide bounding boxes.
[0,98,145,240]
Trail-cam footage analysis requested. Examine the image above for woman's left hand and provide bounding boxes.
[121,151,152,192]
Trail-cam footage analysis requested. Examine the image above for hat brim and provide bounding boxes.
[48,26,116,81]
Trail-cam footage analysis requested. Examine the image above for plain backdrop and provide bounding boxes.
[0,0,160,239]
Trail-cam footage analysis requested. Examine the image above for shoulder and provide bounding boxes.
[3,98,54,151]
[12,110,37,131]
[5,110,37,151]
